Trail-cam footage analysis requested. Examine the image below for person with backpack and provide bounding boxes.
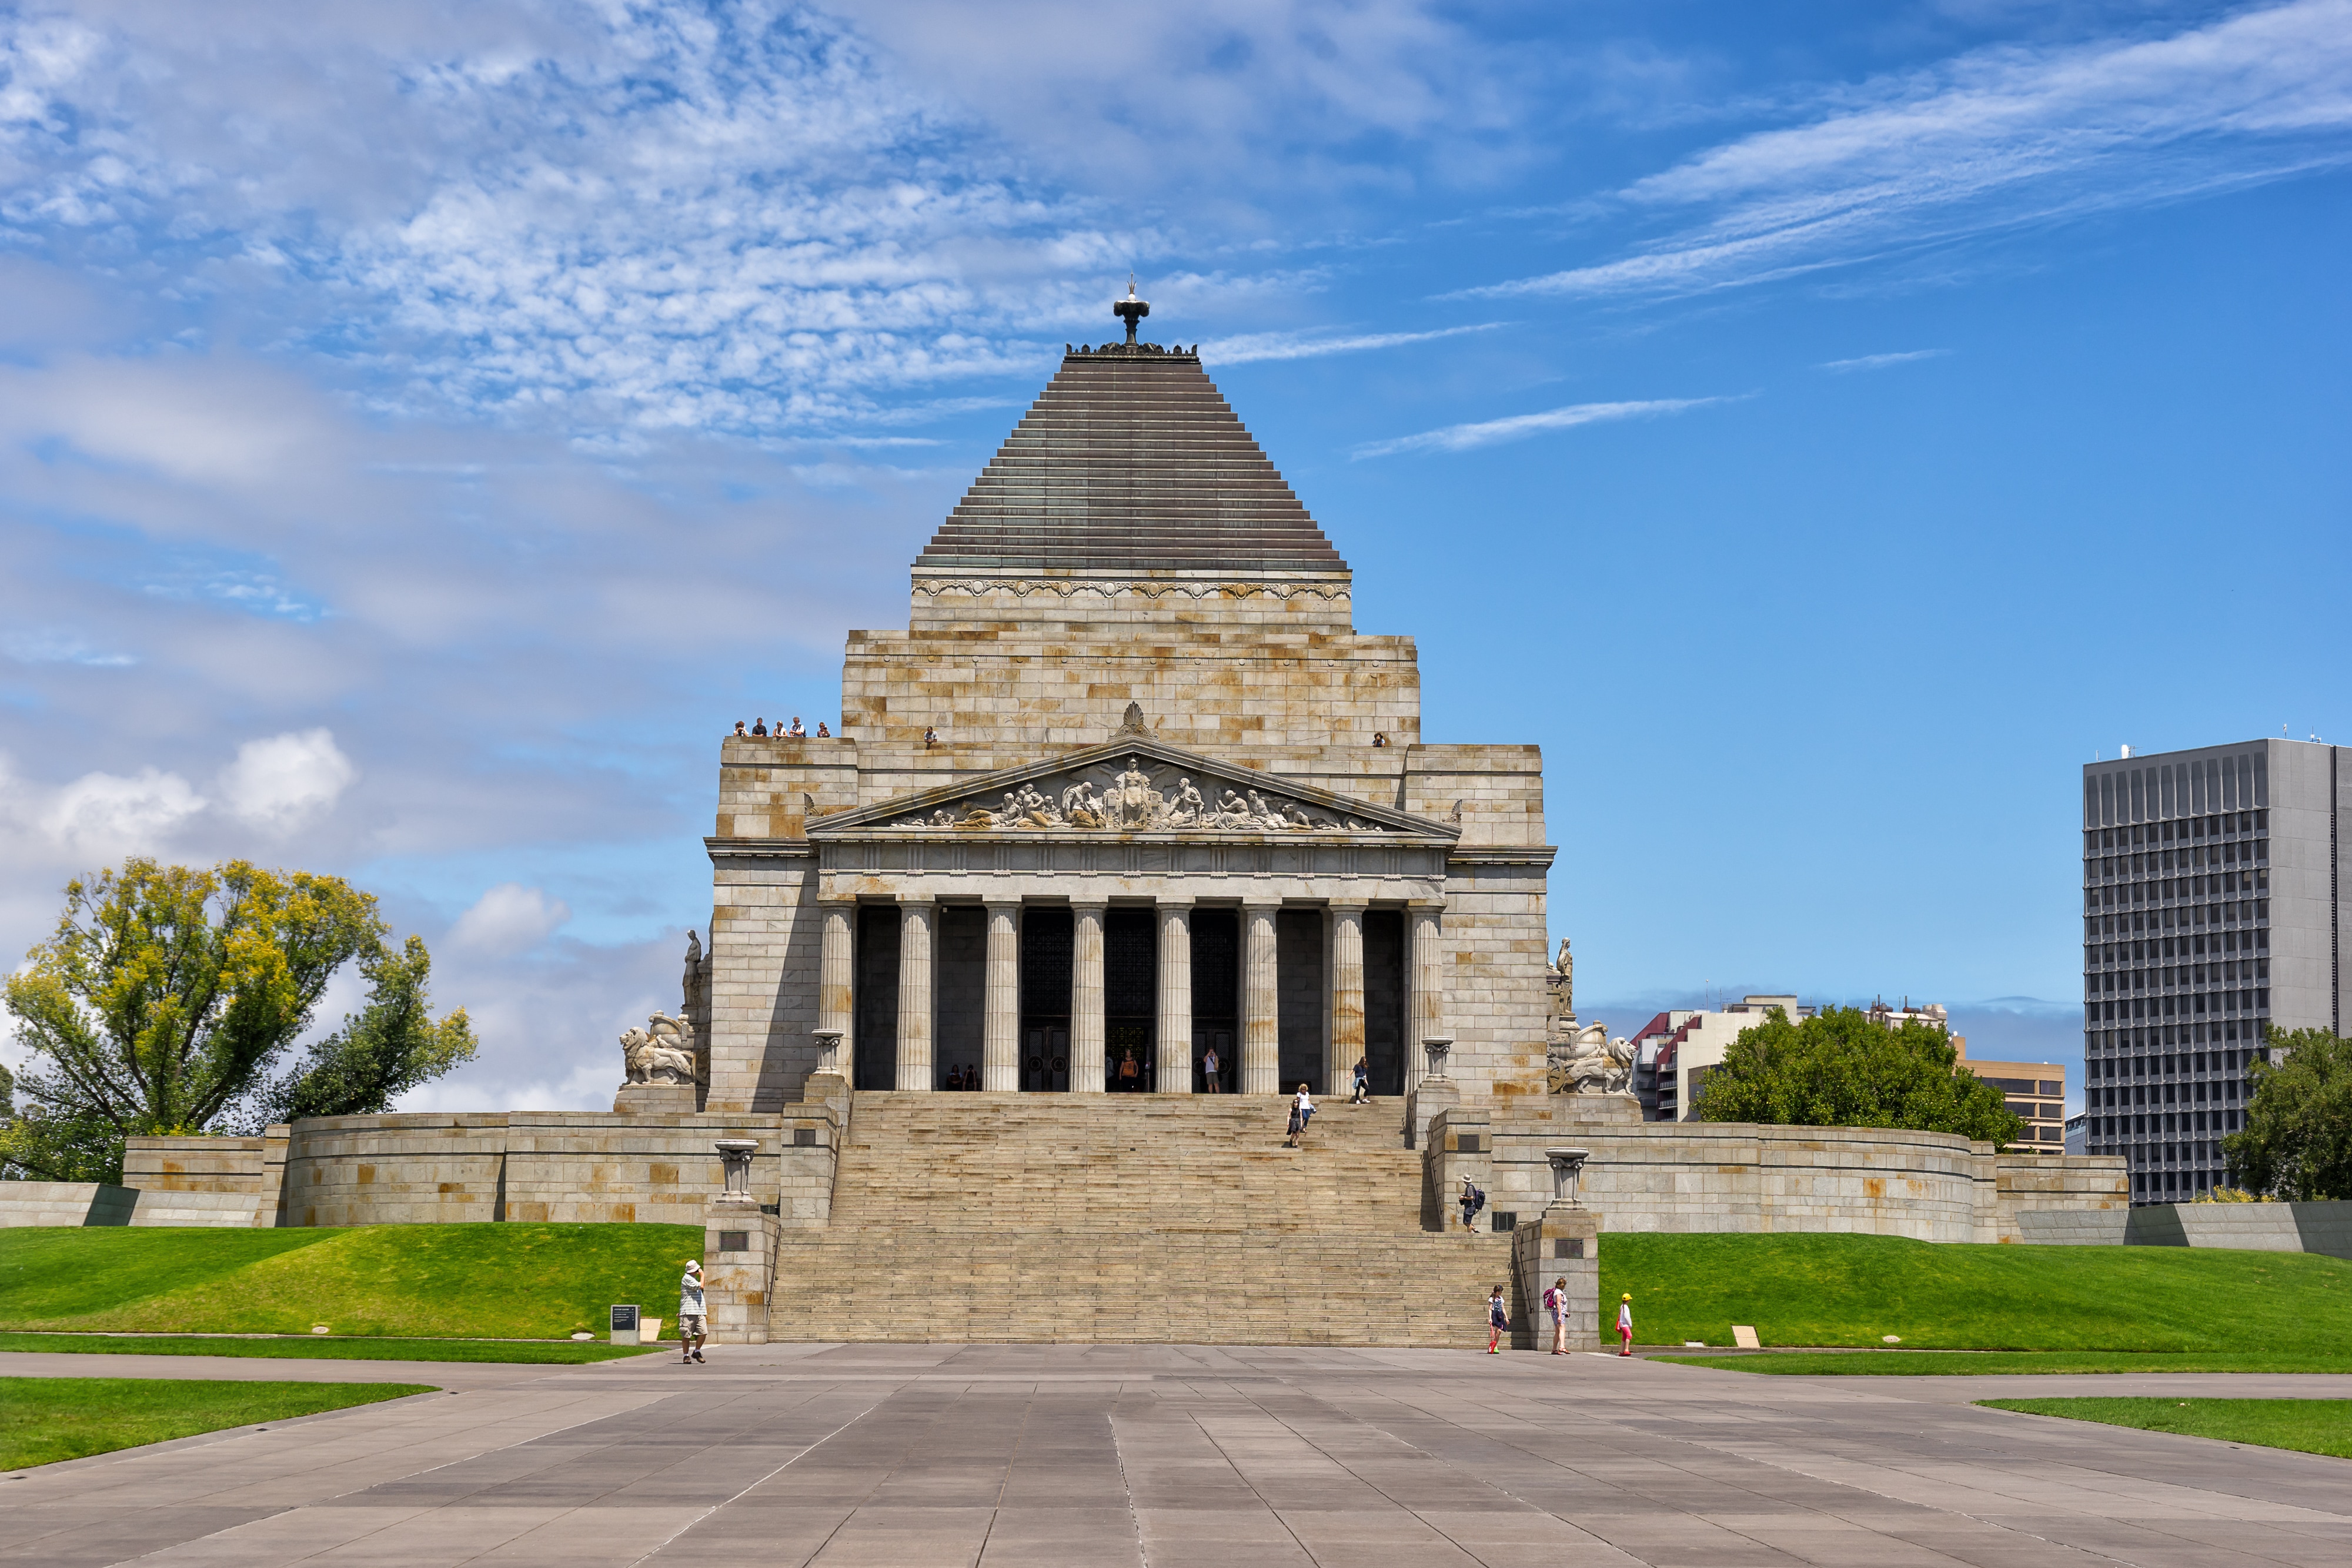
[1458,1175,1485,1232]
[1350,1057,1369,1104]
[1543,1276,1569,1354]
[1486,1285,1509,1353]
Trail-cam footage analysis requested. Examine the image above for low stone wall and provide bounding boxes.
[121,1108,841,1229]
[2124,1200,2352,1259]
[1469,1103,2128,1245]
[0,1182,139,1227]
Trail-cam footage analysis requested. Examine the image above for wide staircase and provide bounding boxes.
[765,1093,1514,1347]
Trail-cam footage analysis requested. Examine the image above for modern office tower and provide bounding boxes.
[2080,739,2350,1203]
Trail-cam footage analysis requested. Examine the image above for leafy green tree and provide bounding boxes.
[2225,1027,2352,1199]
[1695,1005,2027,1145]
[2,858,475,1182]
[257,937,477,1123]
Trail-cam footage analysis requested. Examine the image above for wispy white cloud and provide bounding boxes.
[1820,349,1951,372]
[1352,396,1730,459]
[1461,0,2352,302]
[1204,322,1504,366]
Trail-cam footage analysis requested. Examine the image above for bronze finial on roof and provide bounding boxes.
[1114,275,1149,345]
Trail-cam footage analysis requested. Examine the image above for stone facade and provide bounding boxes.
[704,333,1551,1113]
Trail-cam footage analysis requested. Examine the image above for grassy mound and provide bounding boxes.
[0,1332,656,1363]
[1980,1398,2352,1460]
[0,1376,435,1470]
[1599,1232,2352,1355]
[0,1223,703,1340]
[1655,1350,2350,1375]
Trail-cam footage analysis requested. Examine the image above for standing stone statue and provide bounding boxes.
[1554,937,1573,1014]
[683,929,706,1019]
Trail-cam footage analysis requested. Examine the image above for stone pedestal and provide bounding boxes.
[702,1196,781,1345]
[613,1082,697,1115]
[1409,1072,1458,1156]
[1513,1205,1601,1351]
[1422,1104,1489,1232]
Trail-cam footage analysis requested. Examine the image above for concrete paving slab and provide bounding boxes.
[5,1346,2349,1565]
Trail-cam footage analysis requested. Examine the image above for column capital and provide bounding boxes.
[981,895,1023,910]
[1327,900,1369,916]
[1071,898,1109,915]
[1154,895,1196,912]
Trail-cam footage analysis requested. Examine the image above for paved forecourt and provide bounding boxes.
[4,1345,2349,1567]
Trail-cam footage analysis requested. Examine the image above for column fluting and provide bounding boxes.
[1242,904,1281,1094]
[1328,904,1367,1095]
[1157,902,1194,1094]
[1407,902,1446,1093]
[817,901,854,1077]
[894,900,934,1092]
[1070,903,1107,1094]
[983,901,1021,1092]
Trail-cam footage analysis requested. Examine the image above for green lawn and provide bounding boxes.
[0,1223,703,1340]
[1602,1232,2352,1355]
[1653,1350,2351,1375]
[0,1376,436,1470]
[1979,1398,2352,1460]
[0,1332,657,1363]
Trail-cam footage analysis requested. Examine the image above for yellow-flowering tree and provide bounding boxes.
[2,858,475,1183]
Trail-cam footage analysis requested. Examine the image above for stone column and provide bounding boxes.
[1327,904,1366,1096]
[1241,903,1280,1095]
[983,901,1021,1092]
[1157,901,1194,1094]
[895,900,934,1092]
[1071,902,1107,1094]
[817,902,854,1076]
[1406,903,1446,1095]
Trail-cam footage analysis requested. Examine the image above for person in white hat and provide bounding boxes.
[679,1260,707,1364]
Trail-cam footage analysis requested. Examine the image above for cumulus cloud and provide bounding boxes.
[1461,0,2352,301]
[449,882,573,956]
[38,767,207,860]
[217,730,358,834]
[1352,396,1730,459]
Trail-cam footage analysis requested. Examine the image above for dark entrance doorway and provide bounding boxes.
[1104,907,1156,1091]
[852,904,899,1091]
[1190,907,1239,1091]
[1276,908,1325,1093]
[1019,906,1073,1091]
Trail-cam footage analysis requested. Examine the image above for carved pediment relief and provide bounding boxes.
[808,739,1454,841]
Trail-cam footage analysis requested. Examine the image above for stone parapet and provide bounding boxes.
[2124,1199,2352,1258]
[1512,1206,1600,1351]
[123,1136,268,1193]
[702,1198,783,1343]
[0,1182,138,1228]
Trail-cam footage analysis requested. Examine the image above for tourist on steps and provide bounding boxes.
[1487,1286,1509,1353]
[1117,1047,1141,1091]
[1287,1084,1314,1147]
[1350,1057,1369,1104]
[1201,1043,1220,1092]
[679,1260,707,1364]
[1458,1175,1485,1231]
[1617,1293,1634,1356]
[1545,1277,1569,1354]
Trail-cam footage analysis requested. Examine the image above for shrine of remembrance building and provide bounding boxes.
[701,331,1552,1114]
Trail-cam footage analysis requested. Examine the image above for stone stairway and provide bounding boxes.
[764,1093,1515,1347]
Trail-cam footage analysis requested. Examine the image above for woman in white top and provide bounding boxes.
[1288,1084,1315,1148]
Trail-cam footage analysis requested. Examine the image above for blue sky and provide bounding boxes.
[2,0,2346,1111]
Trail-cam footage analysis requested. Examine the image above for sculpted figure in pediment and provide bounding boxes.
[1111,756,1160,830]
[1166,776,1205,827]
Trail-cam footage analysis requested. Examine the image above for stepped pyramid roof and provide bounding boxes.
[916,334,1347,577]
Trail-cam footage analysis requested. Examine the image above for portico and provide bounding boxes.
[804,733,1455,1095]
